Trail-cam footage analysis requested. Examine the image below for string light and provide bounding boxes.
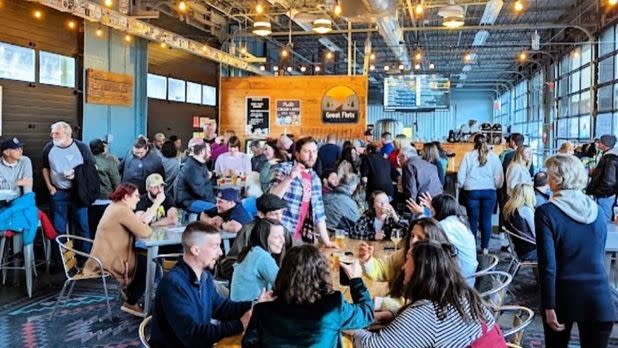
[429,63,435,70]
[415,3,424,16]
[104,0,113,7]
[286,66,293,72]
[414,63,421,70]
[414,51,422,61]
[369,53,376,61]
[325,51,334,60]
[33,9,43,19]
[280,48,289,58]
[273,66,279,72]
[315,66,321,72]
[259,65,265,71]
[300,66,307,72]
[96,28,104,37]
[240,46,247,55]
[610,0,618,6]
[178,1,187,12]
[514,0,524,12]
[518,51,527,61]
[383,65,390,71]
[256,2,264,14]
[160,42,167,48]
[125,34,132,42]
[67,20,77,30]
[369,64,375,71]
[464,53,472,62]
[334,2,342,16]
[398,64,405,70]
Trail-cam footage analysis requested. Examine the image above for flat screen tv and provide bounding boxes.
[383,75,451,110]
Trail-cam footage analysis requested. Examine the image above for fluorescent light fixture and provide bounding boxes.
[472,30,490,47]
[480,0,503,25]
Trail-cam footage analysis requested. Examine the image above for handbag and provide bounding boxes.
[469,321,507,348]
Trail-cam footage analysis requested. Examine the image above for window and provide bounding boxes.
[0,42,35,82]
[186,82,201,104]
[39,51,75,87]
[147,73,167,99]
[202,85,216,106]
[167,78,186,102]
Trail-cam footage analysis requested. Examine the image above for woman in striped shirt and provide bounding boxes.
[352,240,502,348]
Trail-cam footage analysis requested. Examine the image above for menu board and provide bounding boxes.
[384,75,450,110]
[246,97,270,136]
[276,100,301,125]
[86,69,134,106]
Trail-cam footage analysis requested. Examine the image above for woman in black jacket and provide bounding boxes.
[360,143,394,201]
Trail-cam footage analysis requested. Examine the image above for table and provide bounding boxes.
[216,332,354,348]
[135,225,237,315]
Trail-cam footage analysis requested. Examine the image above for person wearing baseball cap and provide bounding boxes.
[136,173,178,226]
[0,137,33,199]
[587,134,618,221]
[200,188,251,233]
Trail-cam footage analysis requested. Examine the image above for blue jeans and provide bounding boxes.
[595,195,615,223]
[462,189,497,250]
[187,200,216,214]
[51,189,91,253]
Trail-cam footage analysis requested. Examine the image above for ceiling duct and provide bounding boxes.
[338,0,395,22]
[366,0,412,69]
[479,0,503,25]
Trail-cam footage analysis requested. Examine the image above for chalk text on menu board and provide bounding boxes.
[246,97,270,136]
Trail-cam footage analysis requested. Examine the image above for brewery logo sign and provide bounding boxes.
[321,86,360,124]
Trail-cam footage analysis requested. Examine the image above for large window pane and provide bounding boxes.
[168,78,186,102]
[570,71,580,93]
[581,66,591,90]
[580,90,590,115]
[600,26,615,57]
[147,73,167,99]
[39,51,75,87]
[202,85,216,106]
[599,57,614,84]
[581,44,591,65]
[557,118,568,138]
[568,118,579,138]
[186,82,201,104]
[558,98,570,117]
[579,115,591,139]
[596,113,613,137]
[0,42,35,82]
[599,85,613,112]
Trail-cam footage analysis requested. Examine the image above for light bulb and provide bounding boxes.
[398,64,404,70]
[415,3,424,15]
[240,46,247,55]
[33,10,43,19]
[96,28,104,37]
[464,53,472,62]
[300,66,307,72]
[414,52,422,61]
[429,63,435,70]
[369,53,376,61]
[514,0,524,12]
[326,51,334,60]
[334,3,342,16]
[160,42,167,48]
[384,65,390,71]
[178,1,187,12]
[67,20,76,30]
[273,66,279,72]
[104,0,113,7]
[125,34,132,42]
[519,52,527,61]
[286,66,292,72]
[369,65,375,71]
[414,63,421,70]
[315,66,321,72]
[280,49,288,58]
[610,0,618,5]
[259,65,265,71]
[256,3,264,14]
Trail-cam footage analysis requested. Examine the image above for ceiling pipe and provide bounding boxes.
[364,0,412,69]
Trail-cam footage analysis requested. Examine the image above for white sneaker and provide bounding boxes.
[121,302,146,318]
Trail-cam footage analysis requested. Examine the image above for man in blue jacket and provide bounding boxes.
[150,222,269,347]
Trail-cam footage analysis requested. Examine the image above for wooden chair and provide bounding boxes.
[50,235,113,319]
[497,305,535,345]
[139,315,152,348]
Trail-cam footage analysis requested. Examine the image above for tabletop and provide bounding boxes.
[135,225,236,248]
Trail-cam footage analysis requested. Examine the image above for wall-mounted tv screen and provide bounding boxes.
[384,75,451,110]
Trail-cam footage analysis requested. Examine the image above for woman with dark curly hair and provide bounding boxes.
[242,244,374,347]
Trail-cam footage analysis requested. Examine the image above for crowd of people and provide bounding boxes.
[0,120,615,347]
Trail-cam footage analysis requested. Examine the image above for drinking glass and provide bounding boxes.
[390,229,402,251]
[335,229,345,249]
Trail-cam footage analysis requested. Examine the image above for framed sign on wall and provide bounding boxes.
[246,97,270,137]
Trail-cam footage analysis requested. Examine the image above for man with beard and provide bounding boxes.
[200,188,251,233]
[42,121,94,252]
[136,173,178,227]
[269,136,336,247]
[150,222,272,347]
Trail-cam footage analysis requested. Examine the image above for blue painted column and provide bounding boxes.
[82,21,148,158]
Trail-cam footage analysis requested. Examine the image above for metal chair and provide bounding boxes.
[497,305,535,345]
[152,253,183,275]
[468,270,513,313]
[139,315,152,348]
[475,253,499,274]
[506,344,522,348]
[502,227,538,278]
[0,224,51,297]
[50,235,113,319]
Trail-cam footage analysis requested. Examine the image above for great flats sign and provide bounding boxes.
[321,86,360,124]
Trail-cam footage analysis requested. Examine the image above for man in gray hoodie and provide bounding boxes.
[400,148,443,203]
[586,134,618,222]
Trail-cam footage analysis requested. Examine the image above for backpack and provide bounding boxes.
[72,161,101,207]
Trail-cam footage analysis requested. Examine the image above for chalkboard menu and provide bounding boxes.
[384,75,450,110]
[246,97,270,136]
[276,100,301,125]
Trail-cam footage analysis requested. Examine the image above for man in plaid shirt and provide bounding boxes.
[269,137,336,248]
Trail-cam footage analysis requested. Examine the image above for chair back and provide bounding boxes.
[498,305,535,345]
[476,253,499,274]
[55,235,94,279]
[152,253,183,274]
[139,315,152,348]
[468,271,513,313]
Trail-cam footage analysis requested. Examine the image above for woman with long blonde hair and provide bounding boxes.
[506,145,533,196]
[503,183,537,261]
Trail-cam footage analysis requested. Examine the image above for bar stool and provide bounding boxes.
[0,222,51,298]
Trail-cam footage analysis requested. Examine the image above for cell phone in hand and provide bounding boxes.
[339,255,354,286]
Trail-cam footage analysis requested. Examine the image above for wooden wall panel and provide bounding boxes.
[220,76,368,143]
[0,0,81,200]
[147,42,218,142]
